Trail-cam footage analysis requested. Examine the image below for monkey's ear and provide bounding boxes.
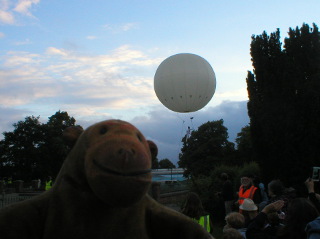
[62,126,84,148]
[147,140,158,159]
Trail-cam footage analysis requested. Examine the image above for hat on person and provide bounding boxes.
[239,198,258,211]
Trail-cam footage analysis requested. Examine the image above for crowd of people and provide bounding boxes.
[0,176,53,191]
[2,172,320,238]
[181,173,320,239]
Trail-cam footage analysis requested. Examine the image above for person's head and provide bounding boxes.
[223,228,243,239]
[221,173,229,181]
[224,212,245,230]
[252,175,262,187]
[240,198,258,220]
[268,179,284,197]
[181,192,205,219]
[277,197,319,238]
[240,176,252,187]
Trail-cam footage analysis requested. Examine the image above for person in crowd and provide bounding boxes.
[260,179,290,214]
[247,197,319,239]
[253,176,269,210]
[263,212,284,237]
[45,176,53,191]
[277,197,319,239]
[305,216,320,239]
[3,177,7,187]
[305,178,320,212]
[239,198,259,227]
[7,177,13,188]
[246,200,285,239]
[268,180,286,202]
[224,212,246,238]
[253,176,269,202]
[181,192,213,234]
[219,173,235,215]
[237,175,261,211]
[304,178,320,239]
[223,228,244,239]
[37,178,41,190]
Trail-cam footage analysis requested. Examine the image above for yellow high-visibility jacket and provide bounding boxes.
[193,215,211,232]
[45,180,52,190]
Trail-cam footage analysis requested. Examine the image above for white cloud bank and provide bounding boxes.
[0,45,161,110]
[0,0,40,24]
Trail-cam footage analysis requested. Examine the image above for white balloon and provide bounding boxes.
[154,53,216,113]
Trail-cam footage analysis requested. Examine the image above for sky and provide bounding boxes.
[1,0,319,165]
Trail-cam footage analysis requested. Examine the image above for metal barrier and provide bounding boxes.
[0,180,191,209]
[0,192,40,209]
[159,180,190,194]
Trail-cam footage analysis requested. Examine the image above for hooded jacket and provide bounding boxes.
[306,216,320,239]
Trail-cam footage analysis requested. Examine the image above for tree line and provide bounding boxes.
[0,110,249,182]
[0,111,79,181]
[0,111,181,181]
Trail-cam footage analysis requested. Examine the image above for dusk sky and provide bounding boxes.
[1,0,319,165]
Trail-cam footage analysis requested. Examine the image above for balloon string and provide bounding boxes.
[176,113,195,152]
[177,113,186,156]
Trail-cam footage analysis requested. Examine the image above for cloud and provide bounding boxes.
[130,101,250,164]
[214,88,249,104]
[13,0,40,17]
[121,22,138,31]
[0,0,10,9]
[103,22,139,33]
[86,36,97,40]
[0,32,5,38]
[45,47,69,56]
[0,106,33,139]
[0,9,15,24]
[0,0,40,24]
[110,45,145,61]
[0,45,160,110]
[13,38,32,45]
[3,51,41,66]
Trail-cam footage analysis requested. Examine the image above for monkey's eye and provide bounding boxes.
[100,126,108,135]
[137,133,143,142]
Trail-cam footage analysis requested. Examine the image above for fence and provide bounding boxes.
[0,192,41,209]
[159,180,190,194]
[0,180,191,210]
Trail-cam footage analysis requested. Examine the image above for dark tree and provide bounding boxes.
[247,23,320,185]
[0,111,79,181]
[158,158,176,169]
[38,111,78,179]
[152,157,159,169]
[178,119,235,177]
[235,125,253,163]
[0,116,44,180]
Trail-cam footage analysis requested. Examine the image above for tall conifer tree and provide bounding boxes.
[247,23,320,185]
